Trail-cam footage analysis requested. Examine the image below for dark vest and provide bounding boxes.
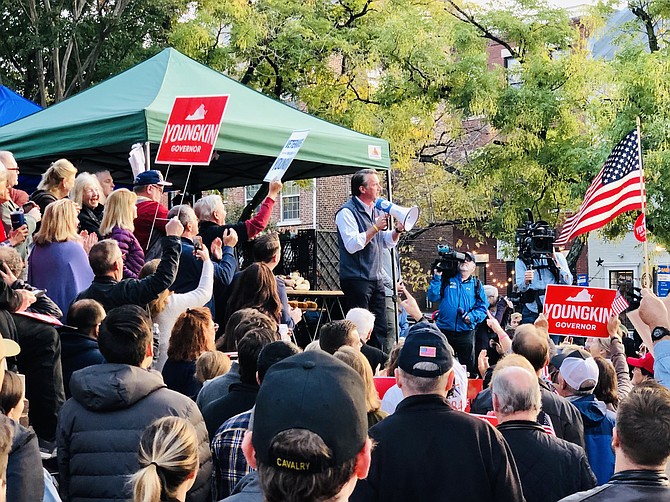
[336,198,383,281]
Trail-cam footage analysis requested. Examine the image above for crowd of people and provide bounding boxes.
[0,160,666,502]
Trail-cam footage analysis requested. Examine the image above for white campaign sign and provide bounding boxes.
[263,130,310,182]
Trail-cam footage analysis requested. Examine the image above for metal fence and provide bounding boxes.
[276,230,340,290]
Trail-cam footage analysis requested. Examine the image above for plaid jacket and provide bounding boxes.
[211,409,254,500]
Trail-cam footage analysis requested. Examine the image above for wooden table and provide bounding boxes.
[286,290,346,340]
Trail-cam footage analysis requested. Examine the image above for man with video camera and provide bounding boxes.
[427,248,487,376]
[515,212,572,325]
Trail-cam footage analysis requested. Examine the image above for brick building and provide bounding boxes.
[224,174,352,232]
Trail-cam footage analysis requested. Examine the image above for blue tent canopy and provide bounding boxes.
[0,86,41,127]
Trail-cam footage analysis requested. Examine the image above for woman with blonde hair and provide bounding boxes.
[71,172,105,236]
[132,416,199,502]
[28,199,95,315]
[139,243,213,371]
[29,159,77,214]
[100,188,144,279]
[334,345,388,427]
[195,351,231,384]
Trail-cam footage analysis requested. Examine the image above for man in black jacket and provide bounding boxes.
[194,182,281,335]
[559,381,670,501]
[492,363,596,502]
[351,322,523,502]
[471,323,585,448]
[76,216,183,311]
[60,299,106,398]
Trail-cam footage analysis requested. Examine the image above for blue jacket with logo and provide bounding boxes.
[427,273,488,332]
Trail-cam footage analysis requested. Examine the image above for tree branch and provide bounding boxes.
[443,0,520,60]
[630,5,660,52]
[335,0,374,28]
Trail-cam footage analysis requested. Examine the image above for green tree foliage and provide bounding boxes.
[0,0,190,105]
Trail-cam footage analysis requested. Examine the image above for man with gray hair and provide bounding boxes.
[194,180,282,252]
[346,307,387,373]
[351,322,523,502]
[168,204,237,317]
[194,181,282,332]
[493,364,596,502]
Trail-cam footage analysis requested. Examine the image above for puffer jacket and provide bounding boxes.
[57,364,212,502]
[105,225,145,279]
[6,418,43,502]
[570,394,616,486]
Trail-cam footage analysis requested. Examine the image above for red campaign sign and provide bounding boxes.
[155,95,229,165]
[543,284,617,338]
[634,213,646,242]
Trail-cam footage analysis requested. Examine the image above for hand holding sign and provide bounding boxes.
[268,180,283,200]
[263,130,310,182]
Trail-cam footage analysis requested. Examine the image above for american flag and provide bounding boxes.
[611,290,630,316]
[556,130,644,245]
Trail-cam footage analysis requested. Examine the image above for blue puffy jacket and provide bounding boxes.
[570,394,616,485]
[427,273,488,332]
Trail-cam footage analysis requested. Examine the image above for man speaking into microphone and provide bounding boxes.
[335,169,403,353]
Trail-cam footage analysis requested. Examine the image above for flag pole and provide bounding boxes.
[636,116,650,288]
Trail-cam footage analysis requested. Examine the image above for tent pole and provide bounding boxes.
[144,142,151,170]
[386,169,399,345]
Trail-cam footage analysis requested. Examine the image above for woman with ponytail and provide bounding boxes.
[131,416,199,502]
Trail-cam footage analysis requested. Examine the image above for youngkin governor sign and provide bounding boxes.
[156,95,229,165]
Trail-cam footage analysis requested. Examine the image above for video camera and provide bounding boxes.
[432,244,468,278]
[515,208,555,263]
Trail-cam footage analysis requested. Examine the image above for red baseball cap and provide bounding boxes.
[627,352,654,375]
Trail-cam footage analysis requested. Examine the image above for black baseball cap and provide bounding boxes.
[252,351,367,473]
[398,323,454,378]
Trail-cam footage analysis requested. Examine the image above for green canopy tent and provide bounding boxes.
[0,48,390,191]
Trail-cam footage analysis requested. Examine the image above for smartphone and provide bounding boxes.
[31,289,46,297]
[22,201,37,213]
[193,236,203,251]
[10,211,25,230]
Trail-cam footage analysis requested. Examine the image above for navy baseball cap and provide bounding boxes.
[133,170,172,187]
[398,323,454,378]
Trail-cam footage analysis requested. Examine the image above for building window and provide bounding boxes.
[245,184,261,205]
[281,181,300,222]
[504,56,522,88]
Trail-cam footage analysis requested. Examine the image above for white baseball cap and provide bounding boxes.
[558,349,599,391]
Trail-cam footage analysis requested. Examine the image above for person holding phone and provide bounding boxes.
[0,154,36,260]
